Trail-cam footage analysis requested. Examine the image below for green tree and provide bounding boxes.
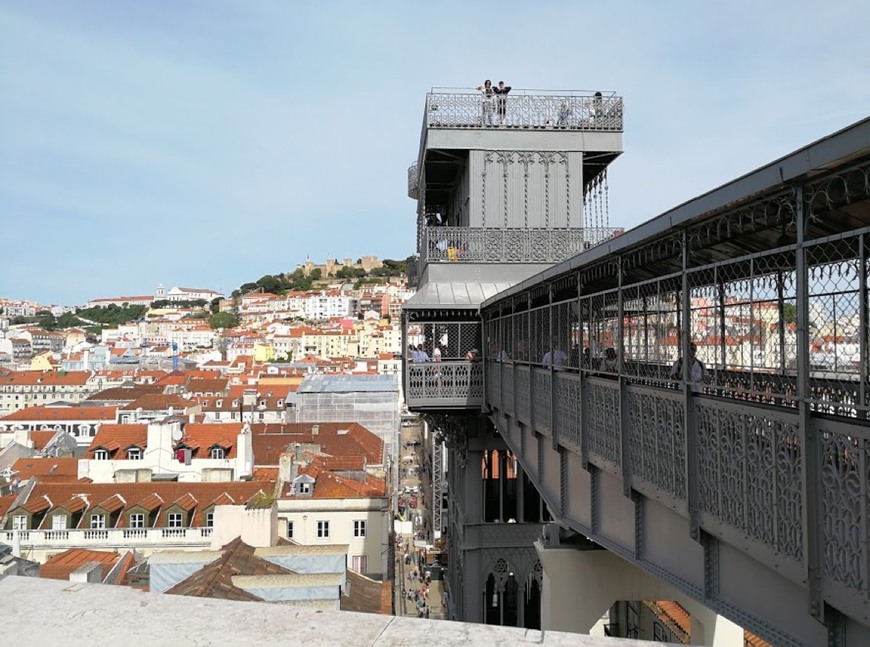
[782,303,797,324]
[309,268,322,281]
[209,311,240,329]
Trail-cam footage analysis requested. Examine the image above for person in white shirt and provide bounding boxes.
[432,345,442,362]
[542,342,569,370]
[669,342,709,393]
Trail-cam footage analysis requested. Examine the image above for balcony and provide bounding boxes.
[1,527,214,551]
[426,88,623,131]
[420,226,623,264]
[406,361,483,410]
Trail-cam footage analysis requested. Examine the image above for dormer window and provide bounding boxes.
[94,449,110,461]
[210,446,226,459]
[216,399,223,407]
[299,482,311,494]
[127,447,142,460]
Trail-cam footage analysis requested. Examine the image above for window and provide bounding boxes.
[352,555,367,573]
[129,513,145,528]
[353,520,366,538]
[210,446,226,459]
[94,448,109,460]
[127,447,142,460]
[286,520,294,539]
[90,514,105,529]
[52,515,67,530]
[168,512,183,528]
[12,515,27,530]
[205,512,214,527]
[298,482,311,495]
[316,520,330,539]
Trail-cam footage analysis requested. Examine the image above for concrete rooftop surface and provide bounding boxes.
[0,575,675,646]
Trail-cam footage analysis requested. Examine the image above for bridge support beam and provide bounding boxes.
[536,535,743,645]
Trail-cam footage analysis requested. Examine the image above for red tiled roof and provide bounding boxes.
[0,494,16,519]
[166,537,293,601]
[87,385,164,402]
[11,458,79,481]
[252,422,383,467]
[0,371,90,387]
[39,548,120,581]
[179,423,240,459]
[120,394,197,411]
[7,480,272,528]
[87,424,148,458]
[30,431,58,451]
[0,406,117,422]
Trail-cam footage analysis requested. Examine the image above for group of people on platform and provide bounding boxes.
[474,80,606,128]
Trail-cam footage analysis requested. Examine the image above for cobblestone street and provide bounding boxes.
[393,419,446,620]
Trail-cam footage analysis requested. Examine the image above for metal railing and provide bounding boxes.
[420,227,623,264]
[1,527,213,548]
[406,361,484,409]
[481,155,870,629]
[426,89,623,131]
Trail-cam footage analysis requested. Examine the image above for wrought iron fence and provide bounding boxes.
[479,156,870,619]
[406,362,484,408]
[420,227,624,264]
[426,89,624,131]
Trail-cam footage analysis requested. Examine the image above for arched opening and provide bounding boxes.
[524,572,542,629]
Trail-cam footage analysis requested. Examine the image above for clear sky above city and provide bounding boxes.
[1,1,868,305]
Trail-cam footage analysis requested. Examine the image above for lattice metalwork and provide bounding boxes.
[419,227,622,264]
[410,321,481,361]
[627,387,686,501]
[532,368,552,435]
[426,89,624,131]
[696,400,803,560]
[585,378,620,468]
[554,372,582,452]
[432,437,444,537]
[515,365,530,426]
[406,362,483,407]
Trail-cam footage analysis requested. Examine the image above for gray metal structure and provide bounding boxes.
[479,118,870,645]
[402,88,624,630]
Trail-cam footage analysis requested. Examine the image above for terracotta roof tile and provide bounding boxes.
[179,423,240,459]
[0,494,16,518]
[87,424,148,459]
[0,406,117,422]
[87,385,164,402]
[120,394,197,411]
[251,422,383,467]
[39,548,120,581]
[6,480,272,529]
[11,458,79,481]
[166,537,294,601]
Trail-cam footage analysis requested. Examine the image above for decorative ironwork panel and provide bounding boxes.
[586,378,620,467]
[532,368,552,435]
[554,372,582,451]
[420,227,623,264]
[406,362,484,408]
[426,90,624,131]
[817,420,868,593]
[626,386,686,501]
[504,364,515,416]
[516,365,531,425]
[696,400,803,561]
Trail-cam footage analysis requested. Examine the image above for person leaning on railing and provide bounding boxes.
[477,80,495,126]
[493,81,512,125]
[669,342,709,393]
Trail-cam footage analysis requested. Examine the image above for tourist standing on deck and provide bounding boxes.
[493,81,512,125]
[477,80,495,126]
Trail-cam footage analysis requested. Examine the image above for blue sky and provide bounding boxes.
[1,1,868,305]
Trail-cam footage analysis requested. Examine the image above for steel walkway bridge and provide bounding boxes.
[405,109,870,645]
